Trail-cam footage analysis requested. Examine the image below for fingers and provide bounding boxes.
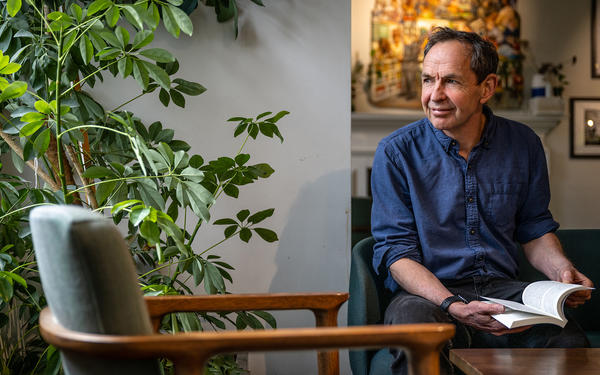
[565,290,592,308]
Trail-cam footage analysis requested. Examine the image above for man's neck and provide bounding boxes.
[444,112,487,160]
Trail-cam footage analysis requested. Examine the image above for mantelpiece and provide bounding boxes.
[351,110,564,196]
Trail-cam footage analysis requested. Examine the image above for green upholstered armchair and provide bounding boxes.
[31,205,454,375]
[348,231,600,374]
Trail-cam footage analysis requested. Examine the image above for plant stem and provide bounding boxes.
[54,32,68,197]
[112,92,148,113]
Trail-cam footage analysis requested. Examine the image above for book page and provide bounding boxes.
[522,281,591,320]
[491,309,565,329]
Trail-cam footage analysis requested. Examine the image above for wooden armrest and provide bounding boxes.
[40,308,454,375]
[145,292,349,330]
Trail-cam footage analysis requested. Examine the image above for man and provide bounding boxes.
[370,27,593,375]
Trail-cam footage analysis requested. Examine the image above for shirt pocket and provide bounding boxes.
[487,183,523,228]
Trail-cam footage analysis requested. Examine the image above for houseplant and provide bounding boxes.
[0,0,285,373]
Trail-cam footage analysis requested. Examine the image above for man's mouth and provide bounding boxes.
[429,107,453,115]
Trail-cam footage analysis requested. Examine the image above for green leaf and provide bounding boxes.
[140,60,170,89]
[20,111,46,123]
[121,5,144,31]
[234,123,248,137]
[170,89,185,107]
[115,26,130,49]
[235,154,250,166]
[132,30,154,50]
[239,228,252,243]
[34,100,51,114]
[254,228,278,242]
[82,166,114,179]
[173,79,206,96]
[139,48,175,63]
[105,6,120,27]
[157,142,174,166]
[18,121,44,137]
[192,258,204,286]
[0,62,21,74]
[111,199,142,215]
[266,110,290,123]
[213,218,237,225]
[7,0,22,17]
[79,35,94,65]
[189,155,204,168]
[205,262,225,293]
[159,88,170,106]
[87,0,112,16]
[96,181,116,205]
[130,206,151,226]
[33,128,51,157]
[248,163,275,178]
[0,277,13,302]
[100,31,121,48]
[224,225,237,238]
[162,5,180,38]
[223,184,238,198]
[168,4,193,36]
[133,60,149,89]
[247,208,274,224]
[252,311,276,329]
[148,3,161,29]
[63,31,77,53]
[256,111,272,120]
[236,209,250,222]
[5,272,26,288]
[140,221,160,246]
[0,81,27,102]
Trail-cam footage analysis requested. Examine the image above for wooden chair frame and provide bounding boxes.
[40,292,454,375]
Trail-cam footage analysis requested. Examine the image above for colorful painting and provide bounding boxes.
[367,0,523,109]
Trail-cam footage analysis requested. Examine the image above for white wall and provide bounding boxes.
[351,0,600,229]
[92,1,351,374]
[520,0,600,228]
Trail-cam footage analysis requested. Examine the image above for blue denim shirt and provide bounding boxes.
[371,106,559,293]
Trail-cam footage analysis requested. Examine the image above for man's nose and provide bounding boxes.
[430,81,446,101]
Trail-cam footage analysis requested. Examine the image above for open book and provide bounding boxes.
[483,281,593,329]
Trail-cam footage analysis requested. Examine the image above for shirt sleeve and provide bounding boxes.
[515,135,559,243]
[370,141,422,291]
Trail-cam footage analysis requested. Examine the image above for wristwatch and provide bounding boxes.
[440,294,468,313]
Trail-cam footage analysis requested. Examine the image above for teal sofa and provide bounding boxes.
[349,198,600,374]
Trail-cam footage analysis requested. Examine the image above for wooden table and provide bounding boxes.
[450,348,600,375]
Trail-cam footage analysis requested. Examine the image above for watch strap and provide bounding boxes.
[440,294,468,312]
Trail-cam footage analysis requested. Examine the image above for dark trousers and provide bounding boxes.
[384,276,590,375]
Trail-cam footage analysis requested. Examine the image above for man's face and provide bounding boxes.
[420,40,492,134]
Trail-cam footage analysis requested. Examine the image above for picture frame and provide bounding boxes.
[592,0,600,77]
[570,97,600,158]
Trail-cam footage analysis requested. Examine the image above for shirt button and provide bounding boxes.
[470,229,475,235]
[468,197,474,203]
[451,141,456,146]
[476,254,484,261]
[467,165,472,170]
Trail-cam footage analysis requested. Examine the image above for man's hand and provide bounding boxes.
[447,301,531,336]
[559,268,593,308]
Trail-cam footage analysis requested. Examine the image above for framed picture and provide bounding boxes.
[593,0,600,77]
[570,97,600,158]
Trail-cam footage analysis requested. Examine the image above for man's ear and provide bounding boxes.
[479,74,498,104]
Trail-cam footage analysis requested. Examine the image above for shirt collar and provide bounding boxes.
[426,105,496,153]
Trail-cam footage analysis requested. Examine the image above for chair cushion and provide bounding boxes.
[586,331,600,348]
[368,348,393,375]
[31,205,160,375]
